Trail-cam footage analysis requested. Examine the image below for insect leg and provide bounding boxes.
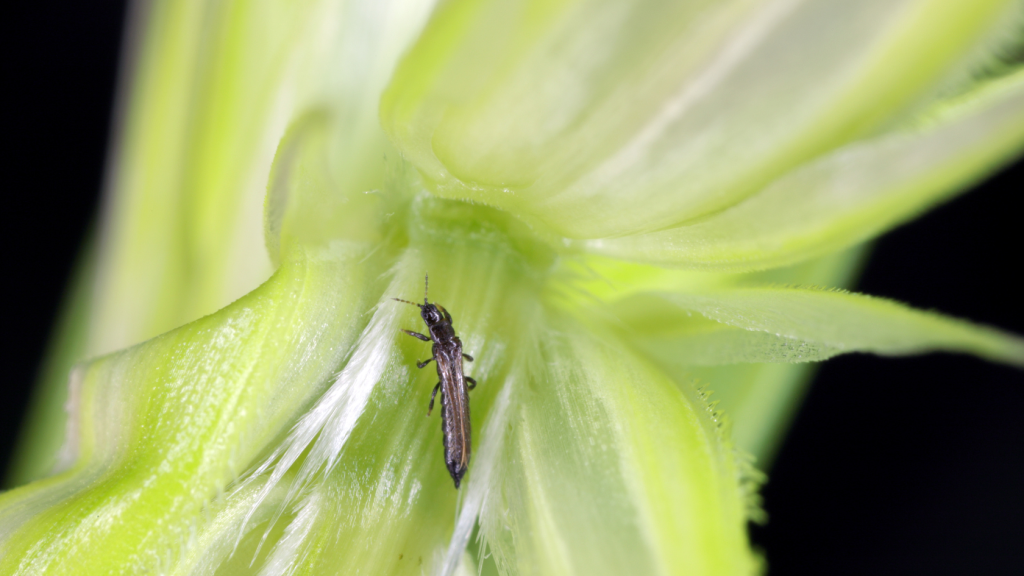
[417,357,435,369]
[427,382,441,415]
[462,353,474,362]
[465,376,477,390]
[402,329,431,342]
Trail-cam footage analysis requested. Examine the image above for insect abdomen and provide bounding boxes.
[438,367,470,488]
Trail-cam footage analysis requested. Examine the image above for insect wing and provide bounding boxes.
[436,349,471,473]
[435,349,463,392]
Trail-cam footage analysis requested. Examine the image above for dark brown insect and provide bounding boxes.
[394,274,476,488]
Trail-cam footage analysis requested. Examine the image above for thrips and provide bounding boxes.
[394,274,476,488]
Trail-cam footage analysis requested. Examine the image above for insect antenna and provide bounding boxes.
[424,272,429,304]
[392,298,423,308]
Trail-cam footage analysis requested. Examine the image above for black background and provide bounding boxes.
[3,3,1022,574]
[3,2,127,472]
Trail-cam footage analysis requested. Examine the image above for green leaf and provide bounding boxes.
[8,0,438,487]
[553,246,869,464]
[467,315,757,576]
[611,286,1024,368]
[169,473,292,575]
[234,196,555,574]
[0,244,384,573]
[561,248,1022,463]
[382,0,1016,239]
[583,70,1024,269]
[689,363,816,466]
[94,0,436,356]
[9,0,1024,573]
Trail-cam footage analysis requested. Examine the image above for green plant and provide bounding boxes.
[4,1,1023,574]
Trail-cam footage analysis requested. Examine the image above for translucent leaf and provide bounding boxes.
[608,286,1024,369]
[10,0,437,486]
[263,112,393,266]
[0,244,385,574]
[551,244,867,304]
[5,98,582,569]
[583,69,1024,269]
[170,474,293,575]
[555,247,867,464]
[12,0,1022,572]
[94,0,436,357]
[240,196,553,575]
[578,269,1024,462]
[689,363,815,466]
[382,0,1014,239]
[678,248,866,464]
[471,316,756,576]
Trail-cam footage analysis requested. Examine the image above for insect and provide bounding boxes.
[394,274,476,488]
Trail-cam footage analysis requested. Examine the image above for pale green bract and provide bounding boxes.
[3,1,1023,575]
